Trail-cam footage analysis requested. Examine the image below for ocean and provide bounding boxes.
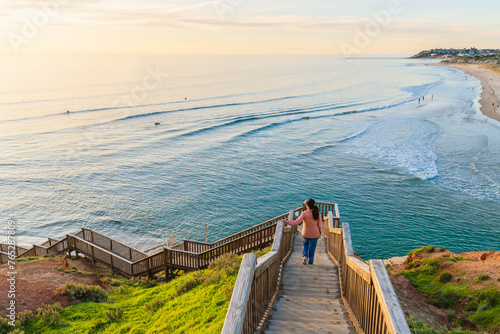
[1,55,499,259]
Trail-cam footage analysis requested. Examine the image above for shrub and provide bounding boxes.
[465,301,478,312]
[7,329,25,334]
[431,290,458,308]
[16,310,35,326]
[208,253,240,277]
[479,289,500,307]
[55,282,108,302]
[406,316,439,334]
[405,261,417,270]
[421,260,440,276]
[176,273,204,295]
[37,303,63,326]
[475,275,490,283]
[1,317,12,334]
[134,277,157,288]
[445,309,457,321]
[144,299,166,311]
[104,306,124,323]
[469,306,500,330]
[439,272,453,283]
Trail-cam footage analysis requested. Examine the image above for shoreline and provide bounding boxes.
[428,62,500,122]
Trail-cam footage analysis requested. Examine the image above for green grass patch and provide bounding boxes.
[406,316,484,334]
[408,245,436,256]
[468,305,500,332]
[13,257,43,263]
[475,275,490,283]
[439,273,453,283]
[55,282,108,302]
[398,256,500,333]
[4,253,242,334]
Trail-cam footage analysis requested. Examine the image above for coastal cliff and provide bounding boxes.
[385,247,500,333]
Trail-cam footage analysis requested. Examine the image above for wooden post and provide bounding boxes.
[110,253,114,276]
[168,248,173,279]
[147,258,151,279]
[271,221,284,253]
[163,248,168,280]
[369,260,411,333]
[205,224,208,243]
[221,253,257,334]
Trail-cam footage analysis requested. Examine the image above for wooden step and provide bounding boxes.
[266,319,356,332]
[265,232,354,333]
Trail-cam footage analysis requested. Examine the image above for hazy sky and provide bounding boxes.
[1,0,499,55]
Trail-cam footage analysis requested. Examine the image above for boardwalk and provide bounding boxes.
[265,232,356,334]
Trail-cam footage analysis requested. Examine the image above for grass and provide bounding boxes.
[399,248,500,333]
[408,245,437,256]
[406,316,486,334]
[2,253,242,334]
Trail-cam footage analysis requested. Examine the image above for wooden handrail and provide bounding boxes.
[208,212,289,248]
[81,228,148,259]
[324,216,410,334]
[369,260,410,333]
[182,239,211,246]
[69,235,134,265]
[222,217,296,334]
[221,253,257,334]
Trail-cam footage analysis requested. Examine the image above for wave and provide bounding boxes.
[470,135,499,187]
[1,88,329,124]
[344,119,443,180]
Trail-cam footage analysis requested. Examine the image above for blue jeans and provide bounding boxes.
[302,236,318,264]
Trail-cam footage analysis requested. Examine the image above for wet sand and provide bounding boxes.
[430,63,500,122]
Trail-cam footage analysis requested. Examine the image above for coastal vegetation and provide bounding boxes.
[397,246,500,333]
[0,253,243,334]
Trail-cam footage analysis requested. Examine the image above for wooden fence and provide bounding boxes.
[0,244,28,263]
[79,228,148,262]
[324,215,410,334]
[132,214,285,278]
[13,210,293,278]
[222,210,298,334]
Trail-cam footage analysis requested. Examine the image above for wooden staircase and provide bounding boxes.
[264,232,356,334]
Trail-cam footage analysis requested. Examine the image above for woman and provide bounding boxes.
[285,198,322,265]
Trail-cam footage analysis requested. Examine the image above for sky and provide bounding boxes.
[0,0,499,55]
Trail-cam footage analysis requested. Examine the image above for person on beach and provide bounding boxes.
[284,198,322,265]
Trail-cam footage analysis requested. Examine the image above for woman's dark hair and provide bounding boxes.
[305,198,319,221]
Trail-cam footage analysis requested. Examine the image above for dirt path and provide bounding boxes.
[0,256,108,316]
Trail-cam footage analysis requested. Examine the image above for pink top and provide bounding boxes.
[285,209,322,239]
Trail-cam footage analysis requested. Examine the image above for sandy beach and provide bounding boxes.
[430,63,500,122]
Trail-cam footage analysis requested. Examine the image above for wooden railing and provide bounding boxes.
[38,210,293,279]
[0,244,29,263]
[67,234,135,277]
[324,215,410,334]
[40,238,60,247]
[223,203,410,334]
[222,210,298,334]
[79,228,148,262]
